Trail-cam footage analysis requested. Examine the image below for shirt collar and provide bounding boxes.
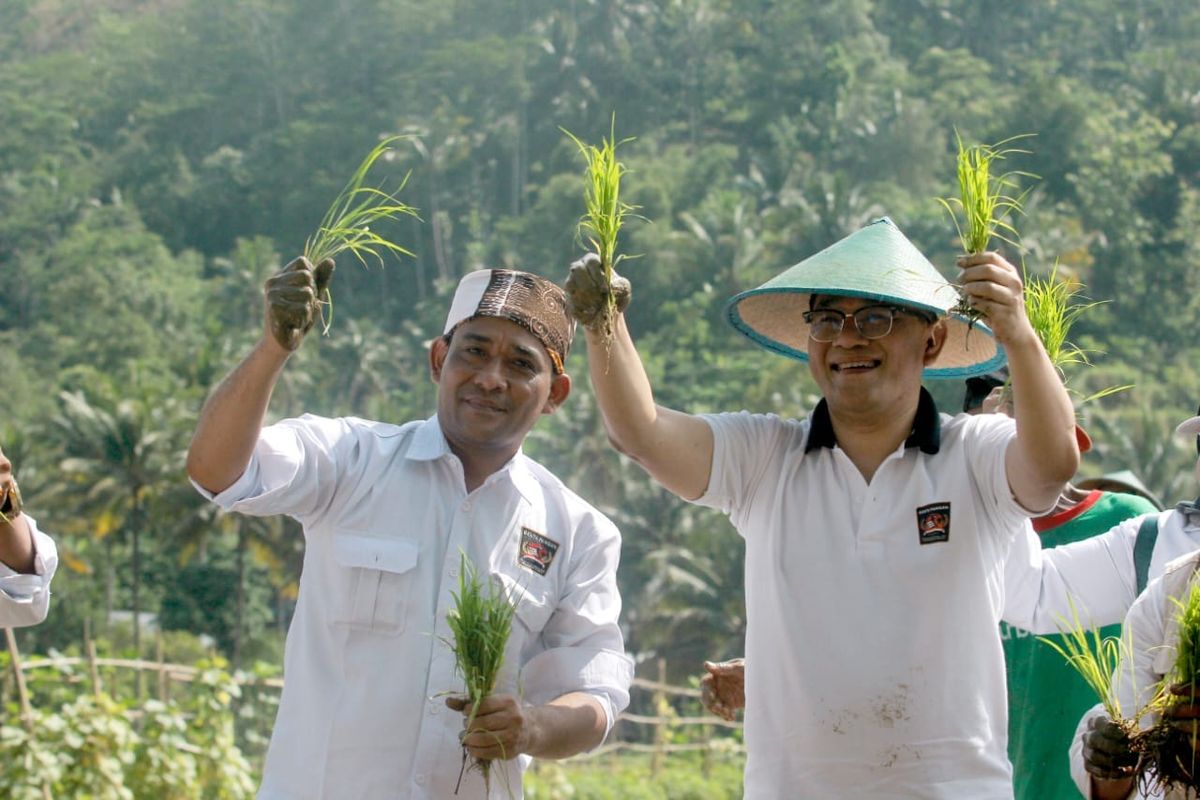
[804,386,942,456]
[1176,496,1200,524]
[407,415,539,505]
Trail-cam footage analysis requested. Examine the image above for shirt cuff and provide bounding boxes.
[520,647,634,738]
[190,458,263,509]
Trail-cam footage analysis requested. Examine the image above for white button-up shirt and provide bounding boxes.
[696,394,1029,799]
[202,414,633,800]
[1069,547,1200,800]
[0,515,57,628]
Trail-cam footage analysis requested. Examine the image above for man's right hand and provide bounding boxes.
[1082,714,1137,780]
[700,658,745,722]
[0,445,21,518]
[265,256,335,351]
[564,253,631,331]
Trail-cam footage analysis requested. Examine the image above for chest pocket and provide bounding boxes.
[332,532,419,636]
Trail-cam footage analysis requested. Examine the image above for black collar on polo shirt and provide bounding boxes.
[804,387,942,455]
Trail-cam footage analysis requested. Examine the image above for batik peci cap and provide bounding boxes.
[444,269,576,373]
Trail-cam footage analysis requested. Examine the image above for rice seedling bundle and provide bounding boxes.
[561,117,640,340]
[937,131,1036,326]
[302,136,418,333]
[1019,262,1130,406]
[1136,583,1200,795]
[445,551,518,794]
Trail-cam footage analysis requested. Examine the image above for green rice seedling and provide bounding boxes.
[1038,597,1134,724]
[937,130,1036,326]
[1140,583,1200,794]
[302,136,419,333]
[1019,261,1131,406]
[561,116,641,339]
[445,551,518,794]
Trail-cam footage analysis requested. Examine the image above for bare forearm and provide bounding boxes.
[0,514,35,573]
[584,316,713,500]
[1090,776,1134,800]
[585,315,660,453]
[1005,329,1079,508]
[186,337,291,494]
[523,692,608,759]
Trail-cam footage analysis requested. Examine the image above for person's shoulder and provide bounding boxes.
[519,457,619,532]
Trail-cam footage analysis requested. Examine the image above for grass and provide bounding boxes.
[1038,598,1133,723]
[445,551,518,793]
[1134,583,1200,794]
[561,116,640,337]
[938,130,1036,325]
[1022,261,1131,404]
[302,136,419,333]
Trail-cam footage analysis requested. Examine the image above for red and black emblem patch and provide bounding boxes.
[518,527,559,576]
[916,502,951,545]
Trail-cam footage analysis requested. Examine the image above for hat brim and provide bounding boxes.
[726,288,1006,380]
[1177,416,1200,438]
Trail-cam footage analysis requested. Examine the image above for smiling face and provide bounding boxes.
[431,316,570,468]
[806,295,945,417]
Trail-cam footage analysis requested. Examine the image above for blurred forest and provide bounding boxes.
[2,0,1199,691]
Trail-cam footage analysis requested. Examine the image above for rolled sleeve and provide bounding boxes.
[0,517,58,628]
[520,512,633,738]
[190,414,357,522]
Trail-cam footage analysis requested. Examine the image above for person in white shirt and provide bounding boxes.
[0,443,57,628]
[186,257,633,799]
[1069,409,1200,800]
[564,216,1079,799]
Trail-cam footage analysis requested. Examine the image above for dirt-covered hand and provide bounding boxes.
[1082,714,1137,780]
[565,253,631,331]
[0,445,21,517]
[955,252,1031,347]
[700,658,745,722]
[450,694,530,761]
[264,256,335,351]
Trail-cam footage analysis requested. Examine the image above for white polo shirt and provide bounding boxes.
[1004,504,1200,635]
[1068,548,1200,800]
[202,414,633,800]
[696,389,1029,799]
[0,516,58,628]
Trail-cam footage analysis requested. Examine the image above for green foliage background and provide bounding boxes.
[2,0,1200,791]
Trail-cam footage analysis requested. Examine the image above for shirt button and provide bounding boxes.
[416,773,428,785]
[462,501,472,512]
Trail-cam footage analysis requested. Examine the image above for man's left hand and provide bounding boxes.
[447,694,532,761]
[956,252,1032,346]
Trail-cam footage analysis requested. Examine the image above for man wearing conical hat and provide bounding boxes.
[566,216,1079,798]
[187,258,633,799]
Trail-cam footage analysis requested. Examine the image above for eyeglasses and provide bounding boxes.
[802,305,928,343]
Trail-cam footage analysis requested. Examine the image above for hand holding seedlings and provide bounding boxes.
[954,251,1034,347]
[565,252,631,331]
[263,256,336,352]
[447,693,532,761]
[0,444,22,520]
[700,658,745,722]
[1081,714,1139,780]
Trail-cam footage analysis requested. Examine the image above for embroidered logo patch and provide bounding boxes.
[916,502,951,545]
[518,528,559,576]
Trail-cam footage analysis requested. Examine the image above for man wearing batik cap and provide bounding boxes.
[565,216,1079,798]
[187,257,632,799]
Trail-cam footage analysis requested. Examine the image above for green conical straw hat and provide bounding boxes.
[725,217,1007,379]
